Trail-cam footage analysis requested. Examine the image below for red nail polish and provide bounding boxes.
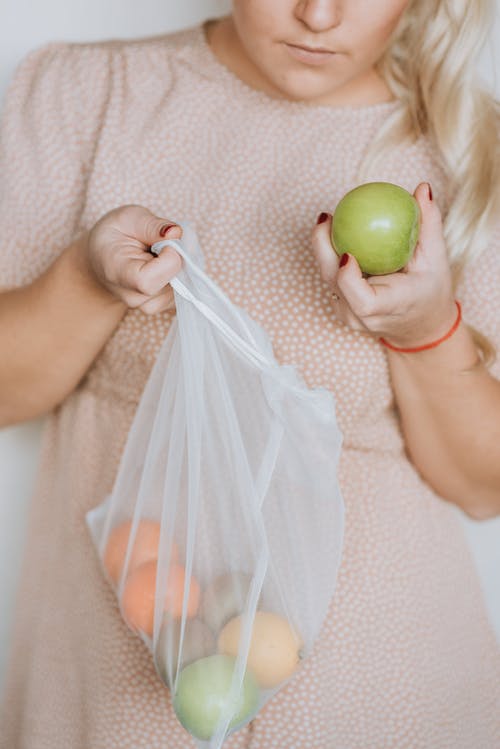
[339,253,349,268]
[317,212,329,225]
[159,223,176,237]
[427,183,433,201]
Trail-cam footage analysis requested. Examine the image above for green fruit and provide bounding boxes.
[173,654,259,741]
[331,182,420,275]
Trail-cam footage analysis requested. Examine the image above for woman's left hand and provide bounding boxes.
[311,182,458,349]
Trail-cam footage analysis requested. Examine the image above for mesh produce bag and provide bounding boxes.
[86,222,345,747]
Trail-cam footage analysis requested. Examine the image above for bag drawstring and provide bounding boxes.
[152,238,275,371]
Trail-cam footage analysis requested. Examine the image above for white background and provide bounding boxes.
[0,0,499,694]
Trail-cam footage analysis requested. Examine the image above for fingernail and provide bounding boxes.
[339,253,349,268]
[427,183,433,201]
[159,223,176,237]
[316,212,329,225]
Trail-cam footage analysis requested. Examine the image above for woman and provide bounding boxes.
[0,1,499,746]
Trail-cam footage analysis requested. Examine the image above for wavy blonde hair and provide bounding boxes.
[358,0,500,361]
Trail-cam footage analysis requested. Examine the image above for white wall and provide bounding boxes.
[1,0,499,695]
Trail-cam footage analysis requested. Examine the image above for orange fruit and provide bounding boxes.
[164,565,201,620]
[217,611,302,689]
[103,519,178,585]
[121,561,200,637]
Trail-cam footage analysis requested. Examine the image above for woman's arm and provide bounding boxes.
[0,47,184,426]
[0,235,125,426]
[386,322,500,520]
[312,182,500,521]
[0,207,182,428]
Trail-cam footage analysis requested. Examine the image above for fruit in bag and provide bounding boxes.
[173,654,259,740]
[218,611,302,689]
[121,561,200,637]
[85,225,346,746]
[103,519,179,585]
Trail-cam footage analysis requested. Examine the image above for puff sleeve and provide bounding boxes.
[0,41,112,290]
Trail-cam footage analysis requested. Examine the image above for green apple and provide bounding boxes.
[331,182,420,275]
[173,654,259,740]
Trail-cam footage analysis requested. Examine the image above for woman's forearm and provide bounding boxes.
[0,235,126,426]
[387,322,500,520]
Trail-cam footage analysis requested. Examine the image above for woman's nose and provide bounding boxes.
[294,0,342,32]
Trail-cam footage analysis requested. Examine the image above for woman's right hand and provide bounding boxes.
[85,204,183,315]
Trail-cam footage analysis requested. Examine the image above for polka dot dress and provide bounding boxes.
[1,22,499,749]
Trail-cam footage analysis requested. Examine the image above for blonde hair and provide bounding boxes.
[358,0,500,362]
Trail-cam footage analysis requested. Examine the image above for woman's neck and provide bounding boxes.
[204,16,395,108]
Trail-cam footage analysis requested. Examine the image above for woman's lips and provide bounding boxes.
[285,43,336,66]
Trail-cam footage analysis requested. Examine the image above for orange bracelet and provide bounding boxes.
[379,301,462,353]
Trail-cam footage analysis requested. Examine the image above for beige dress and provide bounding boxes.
[1,22,499,749]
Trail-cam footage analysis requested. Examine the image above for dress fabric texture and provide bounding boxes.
[1,22,500,749]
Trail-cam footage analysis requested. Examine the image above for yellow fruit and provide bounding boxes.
[217,611,302,689]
